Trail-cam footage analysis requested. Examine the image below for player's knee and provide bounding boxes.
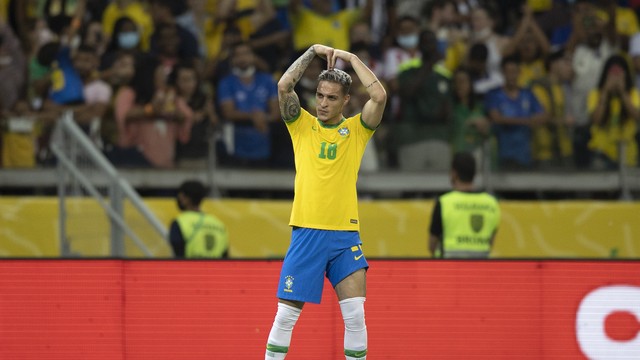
[339,297,366,331]
[274,302,302,330]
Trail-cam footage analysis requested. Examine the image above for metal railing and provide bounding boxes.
[50,112,167,257]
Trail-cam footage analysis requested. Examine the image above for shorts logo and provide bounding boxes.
[351,245,364,261]
[284,275,294,293]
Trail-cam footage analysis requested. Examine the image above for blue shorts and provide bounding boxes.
[276,227,369,304]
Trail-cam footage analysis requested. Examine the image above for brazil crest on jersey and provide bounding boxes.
[285,108,376,231]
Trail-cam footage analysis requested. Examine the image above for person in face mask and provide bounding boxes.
[101,0,154,51]
[216,42,280,168]
[100,17,142,70]
[381,15,422,130]
[383,15,421,85]
[118,29,140,50]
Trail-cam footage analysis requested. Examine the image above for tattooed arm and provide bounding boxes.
[277,44,333,120]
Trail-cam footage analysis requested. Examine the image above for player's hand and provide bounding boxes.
[328,49,354,69]
[313,44,334,64]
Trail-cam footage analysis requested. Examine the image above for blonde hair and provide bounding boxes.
[318,69,352,95]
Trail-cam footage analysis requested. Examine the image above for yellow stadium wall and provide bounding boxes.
[0,197,637,258]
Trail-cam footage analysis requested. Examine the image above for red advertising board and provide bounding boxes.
[0,260,639,359]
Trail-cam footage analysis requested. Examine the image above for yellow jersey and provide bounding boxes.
[291,8,361,52]
[285,108,375,231]
[587,88,639,166]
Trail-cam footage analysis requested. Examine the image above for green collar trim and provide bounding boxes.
[318,117,346,129]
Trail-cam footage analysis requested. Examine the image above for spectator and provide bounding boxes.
[154,22,185,68]
[100,16,144,70]
[42,0,83,37]
[113,62,193,168]
[175,0,209,57]
[2,100,37,168]
[204,22,244,87]
[100,17,160,129]
[535,0,574,49]
[289,0,370,54]
[247,0,291,74]
[395,30,453,171]
[382,15,421,94]
[453,0,480,34]
[468,5,510,91]
[530,49,574,169]
[567,1,617,169]
[46,42,84,107]
[216,42,279,167]
[424,0,458,57]
[502,4,550,87]
[26,41,61,165]
[149,0,200,60]
[464,42,502,95]
[594,0,638,52]
[71,44,113,147]
[169,179,229,258]
[217,0,274,42]
[101,50,135,150]
[428,151,500,258]
[170,61,218,168]
[80,20,107,58]
[485,55,546,171]
[450,67,490,163]
[587,54,639,169]
[101,0,153,51]
[0,21,26,113]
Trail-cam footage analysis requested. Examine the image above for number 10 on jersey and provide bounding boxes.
[318,142,338,160]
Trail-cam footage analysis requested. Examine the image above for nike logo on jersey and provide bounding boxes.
[354,254,364,261]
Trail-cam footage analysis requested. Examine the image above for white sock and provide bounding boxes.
[265,302,301,359]
[340,297,367,360]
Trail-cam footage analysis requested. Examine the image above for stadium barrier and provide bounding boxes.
[0,259,638,359]
[1,197,639,258]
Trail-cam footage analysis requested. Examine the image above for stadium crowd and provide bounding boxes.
[1,0,640,173]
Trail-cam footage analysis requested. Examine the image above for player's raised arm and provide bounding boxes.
[330,49,387,129]
[278,44,334,121]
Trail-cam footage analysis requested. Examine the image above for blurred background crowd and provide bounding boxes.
[1,0,640,174]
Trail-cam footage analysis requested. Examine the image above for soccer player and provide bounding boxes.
[264,44,386,360]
